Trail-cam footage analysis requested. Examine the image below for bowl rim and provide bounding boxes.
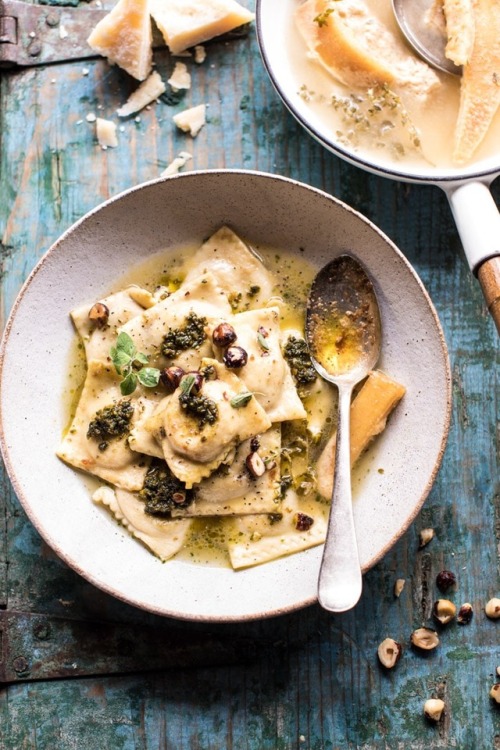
[0,169,453,621]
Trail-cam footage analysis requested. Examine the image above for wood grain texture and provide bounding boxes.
[0,2,499,747]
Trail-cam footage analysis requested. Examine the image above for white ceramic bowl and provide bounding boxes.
[0,171,451,621]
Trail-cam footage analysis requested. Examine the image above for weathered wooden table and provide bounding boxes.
[1,1,499,747]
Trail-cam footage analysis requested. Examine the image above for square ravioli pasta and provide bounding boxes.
[58,226,405,567]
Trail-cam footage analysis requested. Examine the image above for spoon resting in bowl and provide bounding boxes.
[306,255,382,612]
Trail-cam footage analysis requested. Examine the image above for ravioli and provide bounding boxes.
[172,426,281,516]
[71,286,150,364]
[119,272,231,370]
[57,361,150,491]
[183,226,274,311]
[209,308,307,422]
[93,486,192,561]
[145,358,272,486]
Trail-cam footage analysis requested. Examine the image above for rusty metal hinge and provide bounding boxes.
[0,610,288,683]
[0,0,107,68]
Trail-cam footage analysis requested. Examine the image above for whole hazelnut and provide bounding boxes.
[436,570,456,593]
[457,603,473,625]
[212,322,237,348]
[88,301,110,328]
[433,599,456,625]
[160,365,185,392]
[485,598,500,619]
[223,346,248,369]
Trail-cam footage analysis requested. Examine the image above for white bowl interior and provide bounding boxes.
[0,171,451,621]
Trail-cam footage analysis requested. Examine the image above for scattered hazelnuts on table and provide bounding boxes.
[433,599,456,625]
[424,698,445,721]
[410,627,440,651]
[485,598,500,619]
[377,638,403,669]
[394,578,406,598]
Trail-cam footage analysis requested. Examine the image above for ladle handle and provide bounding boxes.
[318,383,362,613]
[445,181,500,334]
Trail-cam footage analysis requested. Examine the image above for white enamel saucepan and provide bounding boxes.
[256,0,500,333]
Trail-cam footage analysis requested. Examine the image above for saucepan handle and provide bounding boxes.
[444,181,500,334]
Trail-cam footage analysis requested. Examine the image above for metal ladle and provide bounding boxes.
[392,0,461,75]
[306,255,382,613]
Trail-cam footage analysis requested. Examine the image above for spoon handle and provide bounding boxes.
[318,383,363,612]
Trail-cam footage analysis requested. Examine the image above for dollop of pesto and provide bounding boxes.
[161,312,207,359]
[179,392,218,427]
[139,463,192,516]
[283,336,317,385]
[86,400,134,451]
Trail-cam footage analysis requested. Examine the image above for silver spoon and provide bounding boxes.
[392,0,461,75]
[306,255,382,612]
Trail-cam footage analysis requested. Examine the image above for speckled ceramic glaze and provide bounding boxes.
[0,171,451,621]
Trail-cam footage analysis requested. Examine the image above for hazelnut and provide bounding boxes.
[436,570,456,593]
[377,638,403,669]
[424,698,445,721]
[212,322,237,348]
[171,491,187,504]
[250,436,260,452]
[433,599,456,625]
[418,528,434,548]
[394,578,406,598]
[223,345,248,369]
[410,627,439,651]
[294,512,314,532]
[457,603,473,625]
[88,301,110,328]
[490,684,500,704]
[160,365,185,392]
[485,597,500,619]
[246,451,266,478]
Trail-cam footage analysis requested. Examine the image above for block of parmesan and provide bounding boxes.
[117,71,166,117]
[150,0,254,55]
[443,0,475,66]
[87,0,152,81]
[96,117,118,148]
[316,369,406,500]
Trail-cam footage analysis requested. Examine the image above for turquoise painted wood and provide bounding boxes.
[0,2,499,747]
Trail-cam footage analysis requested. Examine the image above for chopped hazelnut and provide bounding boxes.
[433,599,456,625]
[394,578,406,598]
[88,301,110,328]
[490,684,500,704]
[436,570,456,593]
[294,512,314,532]
[457,603,473,625]
[485,597,500,619]
[424,698,445,721]
[419,528,434,548]
[246,451,266,478]
[377,638,403,669]
[410,627,440,651]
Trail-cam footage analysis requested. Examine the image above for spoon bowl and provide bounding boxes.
[392,0,461,75]
[306,255,382,612]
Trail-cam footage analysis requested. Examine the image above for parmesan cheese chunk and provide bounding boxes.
[173,104,206,136]
[117,71,166,117]
[87,0,152,81]
[150,0,254,55]
[168,61,191,91]
[161,150,192,176]
[96,117,118,148]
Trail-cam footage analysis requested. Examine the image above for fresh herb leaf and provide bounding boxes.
[257,332,270,351]
[313,6,337,26]
[179,373,196,395]
[230,392,253,408]
[138,368,161,388]
[111,347,132,374]
[134,351,150,366]
[120,371,138,396]
[115,332,137,357]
